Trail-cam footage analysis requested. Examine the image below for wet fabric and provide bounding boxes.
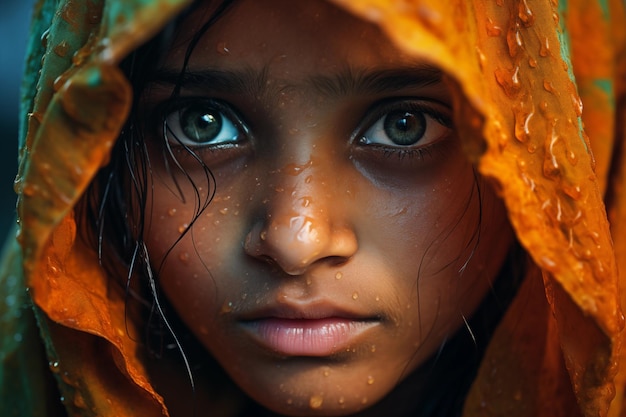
[1,0,625,416]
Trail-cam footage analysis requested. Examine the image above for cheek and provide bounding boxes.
[143,178,248,320]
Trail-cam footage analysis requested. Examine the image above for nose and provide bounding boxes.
[244,160,358,275]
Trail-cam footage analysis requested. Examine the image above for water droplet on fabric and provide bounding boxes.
[494,66,521,97]
[506,23,523,57]
[539,37,551,57]
[74,393,86,409]
[49,361,60,373]
[543,80,558,94]
[54,41,70,58]
[475,46,487,71]
[518,0,535,27]
[485,18,502,36]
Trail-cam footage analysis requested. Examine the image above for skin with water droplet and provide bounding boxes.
[309,395,323,409]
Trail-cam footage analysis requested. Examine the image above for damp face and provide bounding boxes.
[140,0,512,415]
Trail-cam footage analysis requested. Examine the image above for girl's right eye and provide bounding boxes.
[163,99,246,147]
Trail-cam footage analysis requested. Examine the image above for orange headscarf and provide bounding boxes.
[2,0,625,416]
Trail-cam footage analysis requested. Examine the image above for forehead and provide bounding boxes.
[164,0,417,77]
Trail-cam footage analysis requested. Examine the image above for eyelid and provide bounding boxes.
[158,97,250,147]
[352,97,454,144]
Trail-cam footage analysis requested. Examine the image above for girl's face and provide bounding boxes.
[141,0,511,415]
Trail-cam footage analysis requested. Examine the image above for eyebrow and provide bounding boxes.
[148,64,443,98]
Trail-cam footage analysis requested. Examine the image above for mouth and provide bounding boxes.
[238,305,381,357]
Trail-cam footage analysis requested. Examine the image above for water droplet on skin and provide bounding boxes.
[352,292,359,300]
[282,160,312,176]
[216,41,230,55]
[375,296,380,302]
[300,197,312,208]
[367,376,375,385]
[178,224,189,234]
[309,395,324,409]
[361,397,368,405]
[286,398,293,405]
[220,301,234,314]
[179,252,189,263]
[528,57,538,68]
[323,369,330,377]
[335,272,343,280]
[485,18,502,36]
[260,230,268,241]
[338,397,345,405]
[168,208,177,217]
[371,345,377,353]
[219,207,229,215]
[304,175,313,184]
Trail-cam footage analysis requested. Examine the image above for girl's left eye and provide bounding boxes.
[358,102,452,149]
[164,100,245,147]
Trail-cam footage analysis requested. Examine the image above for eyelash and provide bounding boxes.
[152,96,453,163]
[354,98,453,160]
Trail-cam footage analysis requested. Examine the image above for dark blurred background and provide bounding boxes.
[0,1,35,242]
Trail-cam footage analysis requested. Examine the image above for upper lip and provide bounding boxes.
[237,300,379,322]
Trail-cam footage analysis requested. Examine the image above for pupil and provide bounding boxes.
[181,106,222,143]
[384,111,426,146]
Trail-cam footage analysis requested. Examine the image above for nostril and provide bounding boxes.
[326,256,351,267]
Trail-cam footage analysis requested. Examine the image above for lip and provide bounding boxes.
[239,304,380,356]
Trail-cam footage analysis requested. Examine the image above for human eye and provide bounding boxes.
[163,98,247,148]
[357,99,452,155]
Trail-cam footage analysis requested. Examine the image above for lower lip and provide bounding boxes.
[241,318,378,357]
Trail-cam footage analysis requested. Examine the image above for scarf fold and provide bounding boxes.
[2,0,625,416]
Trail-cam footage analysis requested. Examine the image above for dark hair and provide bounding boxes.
[78,0,239,400]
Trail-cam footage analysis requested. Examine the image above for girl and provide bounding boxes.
[1,0,625,416]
